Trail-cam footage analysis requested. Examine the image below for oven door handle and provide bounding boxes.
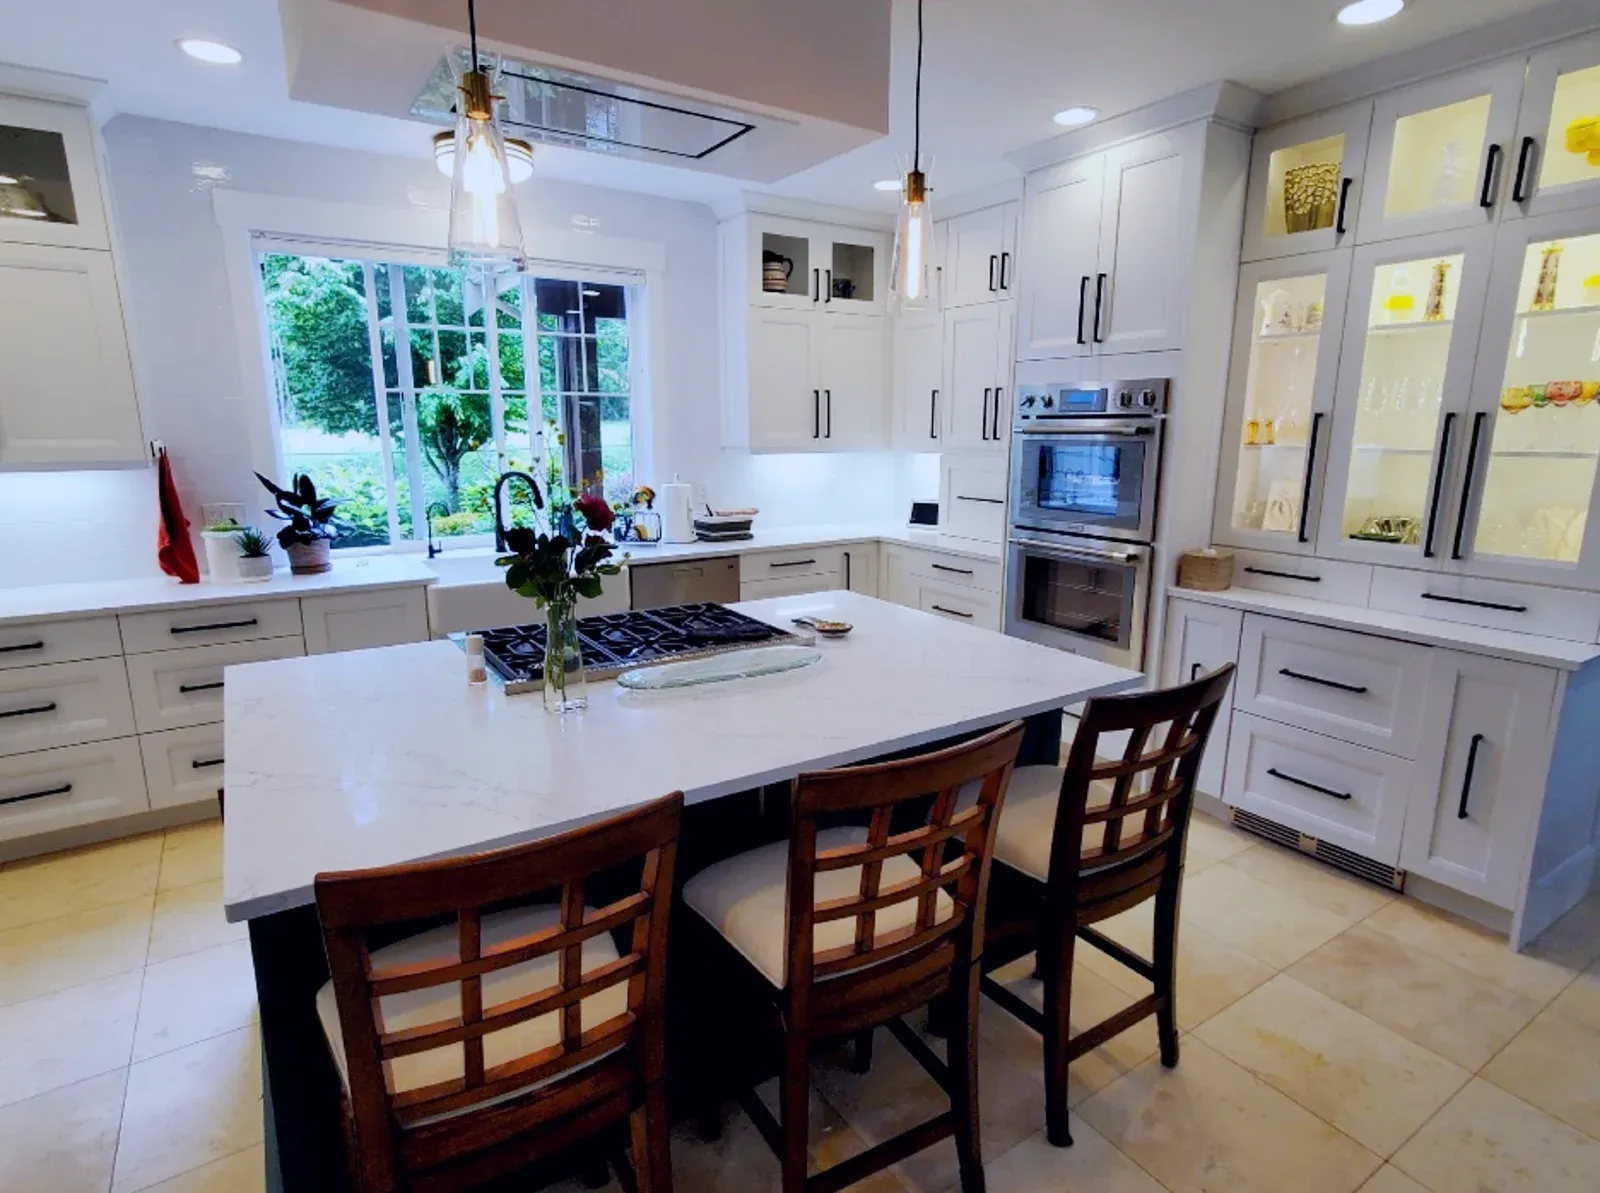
[1017,424,1155,437]
[1010,536,1140,566]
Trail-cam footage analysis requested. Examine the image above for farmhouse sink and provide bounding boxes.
[424,550,630,635]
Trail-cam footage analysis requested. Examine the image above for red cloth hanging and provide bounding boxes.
[155,449,200,584]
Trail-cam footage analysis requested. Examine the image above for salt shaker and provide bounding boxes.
[465,634,487,686]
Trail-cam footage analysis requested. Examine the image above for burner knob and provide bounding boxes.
[1138,388,1158,408]
[1021,394,1037,408]
[1117,390,1134,407]
[1041,395,1055,408]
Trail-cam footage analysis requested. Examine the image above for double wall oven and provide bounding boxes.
[1005,375,1169,671]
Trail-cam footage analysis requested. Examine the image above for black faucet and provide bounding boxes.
[423,501,451,558]
[492,470,544,552]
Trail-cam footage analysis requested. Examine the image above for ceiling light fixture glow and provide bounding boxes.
[1336,0,1404,26]
[433,131,533,183]
[177,38,243,65]
[890,0,935,311]
[443,0,526,275]
[873,179,902,192]
[1052,106,1099,128]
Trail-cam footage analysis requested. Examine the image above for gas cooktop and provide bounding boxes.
[475,603,806,694]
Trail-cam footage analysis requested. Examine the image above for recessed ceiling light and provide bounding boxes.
[178,38,244,65]
[1336,0,1403,26]
[1052,106,1100,128]
[873,179,902,192]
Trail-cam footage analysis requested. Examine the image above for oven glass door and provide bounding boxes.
[1013,545,1139,652]
[1014,430,1155,539]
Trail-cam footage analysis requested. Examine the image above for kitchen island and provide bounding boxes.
[222,591,1141,1192]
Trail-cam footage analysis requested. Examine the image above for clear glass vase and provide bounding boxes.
[542,595,588,712]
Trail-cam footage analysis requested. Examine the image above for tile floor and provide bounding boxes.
[2,813,1599,1193]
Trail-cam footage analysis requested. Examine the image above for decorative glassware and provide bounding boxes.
[542,595,588,713]
[1425,260,1451,321]
[1532,242,1563,311]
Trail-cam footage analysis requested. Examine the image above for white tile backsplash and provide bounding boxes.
[0,470,164,586]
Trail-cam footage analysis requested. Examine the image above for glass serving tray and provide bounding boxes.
[614,645,822,690]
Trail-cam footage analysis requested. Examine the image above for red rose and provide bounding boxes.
[573,492,614,532]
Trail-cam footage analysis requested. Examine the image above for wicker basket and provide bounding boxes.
[1176,548,1235,592]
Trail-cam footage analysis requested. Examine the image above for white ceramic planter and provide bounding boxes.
[202,530,243,582]
[237,555,274,582]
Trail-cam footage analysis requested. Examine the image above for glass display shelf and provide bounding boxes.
[1366,320,1455,336]
[1352,444,1433,454]
[1255,330,1323,344]
[1515,303,1600,320]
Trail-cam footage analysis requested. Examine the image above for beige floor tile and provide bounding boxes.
[1481,1004,1600,1140]
[1288,923,1546,1071]
[1184,813,1256,871]
[1179,861,1360,969]
[0,1068,126,1193]
[157,820,224,892]
[978,1119,1166,1193]
[133,941,258,1062]
[1194,974,1469,1157]
[1523,894,1600,976]
[1358,1166,1430,1193]
[1223,841,1396,921]
[112,1025,263,1193]
[147,879,247,964]
[0,833,163,932]
[1363,900,1577,1003]
[1550,958,1600,1032]
[1078,1037,1380,1193]
[0,968,140,1108]
[133,1145,266,1193]
[1393,1078,1600,1193]
[0,894,152,1007]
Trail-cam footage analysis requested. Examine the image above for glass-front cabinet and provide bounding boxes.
[1317,230,1495,567]
[747,216,884,313]
[1215,253,1352,553]
[1242,106,1372,262]
[0,94,108,251]
[1512,34,1600,218]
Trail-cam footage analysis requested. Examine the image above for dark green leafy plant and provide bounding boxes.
[255,472,342,549]
[233,527,273,558]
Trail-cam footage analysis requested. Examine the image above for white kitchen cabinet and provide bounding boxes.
[1510,34,1600,219]
[302,588,429,655]
[739,573,839,601]
[842,543,878,598]
[119,599,304,653]
[894,310,943,447]
[734,308,885,452]
[1018,154,1104,359]
[0,737,147,844]
[0,93,111,252]
[1160,600,1243,798]
[942,302,1015,452]
[882,547,919,608]
[1402,651,1557,908]
[741,214,886,314]
[0,616,122,670]
[818,313,887,447]
[941,456,1008,544]
[942,202,1019,307]
[0,657,134,758]
[139,724,226,812]
[917,580,1003,632]
[1242,104,1373,262]
[0,242,143,468]
[125,636,305,734]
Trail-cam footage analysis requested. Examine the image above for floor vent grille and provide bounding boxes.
[1228,809,1405,891]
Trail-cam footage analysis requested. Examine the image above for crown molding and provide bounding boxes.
[712,189,895,230]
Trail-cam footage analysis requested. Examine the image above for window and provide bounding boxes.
[259,250,636,548]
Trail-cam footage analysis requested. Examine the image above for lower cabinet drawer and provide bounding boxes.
[0,616,123,671]
[302,588,430,655]
[918,581,1003,631]
[1368,568,1600,644]
[0,657,135,758]
[119,599,303,653]
[1222,712,1410,866]
[139,725,226,812]
[1230,549,1373,607]
[0,738,148,843]
[739,573,841,600]
[739,546,846,583]
[942,456,1008,544]
[126,636,305,733]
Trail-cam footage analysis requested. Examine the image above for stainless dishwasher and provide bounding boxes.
[629,555,741,610]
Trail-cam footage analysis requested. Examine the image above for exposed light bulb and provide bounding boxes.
[892,172,935,309]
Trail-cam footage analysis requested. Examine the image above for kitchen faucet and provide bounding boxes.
[423,502,451,558]
[492,470,544,552]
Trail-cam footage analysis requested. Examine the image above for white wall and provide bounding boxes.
[0,115,904,586]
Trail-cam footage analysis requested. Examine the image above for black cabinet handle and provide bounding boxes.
[825,389,832,439]
[1512,136,1536,204]
[1419,592,1528,614]
[1334,177,1353,235]
[813,390,821,439]
[1298,412,1323,544]
[843,551,852,591]
[825,268,833,304]
[988,254,998,292]
[1190,662,1202,681]
[0,640,45,655]
[992,388,1004,441]
[1092,272,1108,343]
[171,617,258,635]
[1479,143,1504,209]
[0,782,71,808]
[1279,667,1368,695]
[932,563,974,576]
[0,702,56,720]
[769,558,818,569]
[178,680,225,694]
[1076,276,1090,345]
[1458,733,1485,820]
[1000,252,1011,290]
[955,494,1006,505]
[1452,412,1487,560]
[981,388,993,441]
[1242,566,1320,583]
[931,605,973,619]
[1423,411,1456,558]
[930,389,939,440]
[192,757,225,770]
[1267,767,1352,801]
[812,267,819,302]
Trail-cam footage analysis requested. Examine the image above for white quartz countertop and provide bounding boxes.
[609,523,1003,566]
[1173,585,1600,670]
[222,590,1137,921]
[0,556,438,627]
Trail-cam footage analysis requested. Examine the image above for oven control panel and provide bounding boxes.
[1015,378,1169,423]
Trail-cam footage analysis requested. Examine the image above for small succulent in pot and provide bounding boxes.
[233,526,274,582]
[255,472,341,574]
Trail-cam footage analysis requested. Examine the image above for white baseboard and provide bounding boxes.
[0,801,218,864]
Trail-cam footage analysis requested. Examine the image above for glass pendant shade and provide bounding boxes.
[891,170,935,310]
[447,65,526,275]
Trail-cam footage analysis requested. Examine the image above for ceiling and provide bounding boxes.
[0,0,1571,212]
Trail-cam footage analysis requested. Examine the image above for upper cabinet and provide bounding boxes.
[1510,34,1600,219]
[893,310,943,448]
[1241,105,1372,262]
[0,93,110,252]
[942,202,1018,308]
[942,301,1016,452]
[746,215,886,314]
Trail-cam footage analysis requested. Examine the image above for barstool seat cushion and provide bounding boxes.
[993,764,1127,882]
[315,903,626,1118]
[683,826,955,987]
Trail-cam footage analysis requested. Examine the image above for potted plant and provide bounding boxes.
[233,527,275,582]
[201,517,244,582]
[255,472,341,574]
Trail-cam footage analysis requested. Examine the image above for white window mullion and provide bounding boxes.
[387,265,430,540]
[360,262,403,548]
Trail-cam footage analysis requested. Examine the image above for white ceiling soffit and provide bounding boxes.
[280,0,892,184]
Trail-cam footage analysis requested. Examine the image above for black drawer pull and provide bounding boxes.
[0,702,56,720]
[1267,767,1352,801]
[192,757,225,770]
[1458,733,1485,820]
[178,681,225,694]
[955,495,1006,505]
[171,617,259,635]
[0,782,72,808]
[930,605,973,619]
[1279,667,1368,695]
[1512,136,1536,204]
[1334,177,1353,235]
[1190,662,1202,681]
[768,558,818,570]
[931,563,974,576]
[1242,566,1320,583]
[0,640,45,655]
[1419,592,1528,614]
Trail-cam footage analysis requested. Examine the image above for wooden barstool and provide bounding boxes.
[313,792,683,1193]
[682,721,1024,1193]
[980,666,1234,1147]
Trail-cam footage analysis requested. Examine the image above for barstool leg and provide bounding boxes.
[850,1027,874,1074]
[1154,870,1183,1069]
[1043,915,1077,1147]
[630,1080,673,1193]
[780,1032,810,1193]
[951,964,986,1192]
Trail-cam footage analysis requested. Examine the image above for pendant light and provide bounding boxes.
[446,0,526,275]
[890,0,935,310]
